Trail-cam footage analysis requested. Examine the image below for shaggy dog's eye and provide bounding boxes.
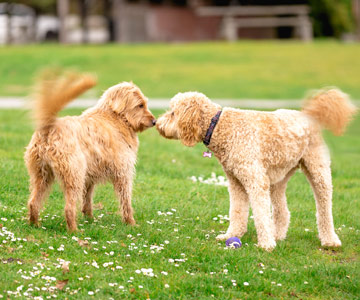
[138,104,144,108]
[171,112,175,117]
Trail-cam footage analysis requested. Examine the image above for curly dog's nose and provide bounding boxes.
[152,119,157,126]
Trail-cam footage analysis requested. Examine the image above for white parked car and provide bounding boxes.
[0,2,109,44]
[0,3,35,44]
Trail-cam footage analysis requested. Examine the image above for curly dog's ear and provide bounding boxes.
[177,100,202,147]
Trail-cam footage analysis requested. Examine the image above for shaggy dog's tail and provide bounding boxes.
[302,88,357,136]
[32,69,96,130]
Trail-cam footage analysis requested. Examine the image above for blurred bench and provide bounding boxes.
[196,5,313,41]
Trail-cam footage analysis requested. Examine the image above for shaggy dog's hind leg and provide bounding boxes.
[216,174,249,241]
[55,160,86,232]
[301,148,341,247]
[27,164,54,226]
[63,182,83,232]
[82,182,95,218]
[113,174,136,226]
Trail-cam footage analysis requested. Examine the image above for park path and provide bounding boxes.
[0,97,358,109]
[0,97,303,109]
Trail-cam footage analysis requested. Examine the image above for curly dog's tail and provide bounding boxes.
[32,69,97,130]
[302,88,357,136]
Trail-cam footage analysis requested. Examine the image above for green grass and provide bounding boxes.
[0,108,359,299]
[1,41,360,99]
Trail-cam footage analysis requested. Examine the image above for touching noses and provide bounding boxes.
[148,111,156,126]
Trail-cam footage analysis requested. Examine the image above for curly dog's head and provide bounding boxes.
[156,92,221,147]
[98,82,156,132]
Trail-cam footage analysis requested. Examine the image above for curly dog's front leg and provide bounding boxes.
[216,174,249,241]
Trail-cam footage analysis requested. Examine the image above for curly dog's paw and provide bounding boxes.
[321,234,342,247]
[216,233,233,241]
[257,238,276,252]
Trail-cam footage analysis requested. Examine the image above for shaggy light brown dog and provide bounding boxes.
[156,89,356,251]
[25,71,156,231]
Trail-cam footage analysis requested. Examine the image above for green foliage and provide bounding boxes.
[11,0,57,14]
[0,108,359,299]
[309,0,354,37]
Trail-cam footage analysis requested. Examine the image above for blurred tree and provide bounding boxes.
[309,0,354,37]
[4,3,13,44]
[15,0,57,14]
[354,0,360,38]
[78,0,89,43]
[57,0,69,43]
[104,0,115,42]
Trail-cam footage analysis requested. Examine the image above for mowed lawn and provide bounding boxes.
[0,41,360,99]
[0,107,359,299]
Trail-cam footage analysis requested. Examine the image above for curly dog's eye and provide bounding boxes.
[171,112,175,117]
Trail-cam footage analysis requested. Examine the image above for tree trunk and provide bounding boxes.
[29,12,38,43]
[104,0,115,42]
[57,0,69,43]
[79,0,89,44]
[113,0,125,43]
[5,3,12,44]
[353,0,360,40]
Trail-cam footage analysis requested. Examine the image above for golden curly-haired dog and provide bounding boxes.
[156,89,356,251]
[25,71,156,231]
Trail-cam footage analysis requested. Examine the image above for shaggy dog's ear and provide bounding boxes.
[105,83,137,114]
[177,100,202,147]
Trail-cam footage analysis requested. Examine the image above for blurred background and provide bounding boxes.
[0,0,359,104]
[0,0,359,44]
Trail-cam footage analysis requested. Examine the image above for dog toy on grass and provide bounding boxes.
[226,237,242,249]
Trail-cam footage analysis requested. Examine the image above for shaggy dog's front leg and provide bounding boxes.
[216,174,249,241]
[113,174,136,226]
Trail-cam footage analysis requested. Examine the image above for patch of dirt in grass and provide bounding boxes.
[25,235,38,243]
[1,257,24,264]
[322,248,340,256]
[320,248,359,264]
[338,255,359,264]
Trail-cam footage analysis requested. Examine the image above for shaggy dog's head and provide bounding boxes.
[156,92,221,147]
[98,82,156,132]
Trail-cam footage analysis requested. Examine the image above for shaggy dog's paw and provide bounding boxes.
[125,218,137,226]
[67,227,78,233]
[82,211,94,219]
[29,220,40,227]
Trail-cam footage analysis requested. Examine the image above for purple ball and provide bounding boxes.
[226,237,242,249]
